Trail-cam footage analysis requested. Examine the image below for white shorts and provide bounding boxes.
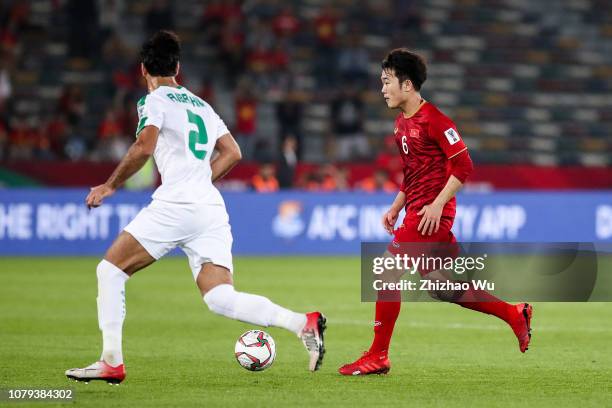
[124,199,233,279]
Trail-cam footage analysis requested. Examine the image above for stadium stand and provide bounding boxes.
[0,0,610,188]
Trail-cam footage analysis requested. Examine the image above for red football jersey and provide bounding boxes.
[394,101,467,219]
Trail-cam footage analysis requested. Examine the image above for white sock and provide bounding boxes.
[203,284,307,335]
[96,259,129,367]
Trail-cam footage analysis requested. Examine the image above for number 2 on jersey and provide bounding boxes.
[187,109,208,160]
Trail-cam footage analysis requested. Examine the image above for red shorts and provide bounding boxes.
[387,213,458,277]
[390,213,456,246]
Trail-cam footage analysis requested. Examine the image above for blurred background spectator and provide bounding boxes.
[275,86,304,158]
[278,135,298,189]
[330,86,367,161]
[234,79,258,159]
[58,85,86,127]
[0,55,12,109]
[0,0,610,191]
[358,169,397,193]
[251,162,279,192]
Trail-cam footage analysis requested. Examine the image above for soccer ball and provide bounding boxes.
[234,330,276,371]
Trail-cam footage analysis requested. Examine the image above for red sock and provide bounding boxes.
[454,284,513,323]
[369,290,401,353]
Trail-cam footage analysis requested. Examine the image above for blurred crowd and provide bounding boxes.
[0,0,420,168]
[1,0,610,189]
[246,128,403,192]
[248,161,400,193]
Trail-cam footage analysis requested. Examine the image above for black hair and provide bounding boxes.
[140,30,181,77]
[381,48,427,91]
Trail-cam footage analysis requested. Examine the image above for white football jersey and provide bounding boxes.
[136,85,229,205]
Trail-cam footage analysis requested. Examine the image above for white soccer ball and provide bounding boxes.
[234,330,276,371]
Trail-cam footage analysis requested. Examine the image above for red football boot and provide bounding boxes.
[338,350,391,376]
[510,303,533,353]
[65,360,126,384]
[299,312,327,371]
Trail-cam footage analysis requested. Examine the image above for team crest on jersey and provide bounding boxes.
[444,128,461,145]
[410,129,419,138]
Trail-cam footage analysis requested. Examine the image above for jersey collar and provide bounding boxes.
[401,99,427,119]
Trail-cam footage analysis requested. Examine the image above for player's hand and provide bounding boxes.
[382,208,400,235]
[417,202,443,236]
[86,184,115,209]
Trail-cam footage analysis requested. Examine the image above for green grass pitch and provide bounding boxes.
[1,256,611,407]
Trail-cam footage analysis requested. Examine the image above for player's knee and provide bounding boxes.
[97,259,128,283]
[203,283,237,317]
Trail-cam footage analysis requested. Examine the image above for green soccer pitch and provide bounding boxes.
[1,257,611,407]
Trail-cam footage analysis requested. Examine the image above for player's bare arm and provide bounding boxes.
[211,133,241,182]
[417,174,463,236]
[382,190,407,235]
[86,125,159,209]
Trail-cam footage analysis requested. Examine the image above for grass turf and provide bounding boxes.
[1,256,611,407]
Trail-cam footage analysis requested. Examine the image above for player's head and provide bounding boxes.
[140,30,181,78]
[381,48,427,108]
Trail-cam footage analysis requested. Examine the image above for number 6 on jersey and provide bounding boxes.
[401,135,409,154]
